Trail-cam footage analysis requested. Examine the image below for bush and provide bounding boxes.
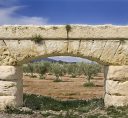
[32,34,43,43]
[53,79,63,82]
[83,82,95,87]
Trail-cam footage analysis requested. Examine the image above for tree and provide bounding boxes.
[27,63,34,77]
[67,63,80,78]
[38,63,47,79]
[51,63,64,82]
[81,63,101,84]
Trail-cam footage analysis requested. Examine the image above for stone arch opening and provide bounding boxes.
[23,56,104,101]
[0,25,128,110]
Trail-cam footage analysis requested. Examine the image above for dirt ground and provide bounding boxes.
[23,73,104,100]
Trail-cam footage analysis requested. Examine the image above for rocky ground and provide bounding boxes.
[1,105,128,118]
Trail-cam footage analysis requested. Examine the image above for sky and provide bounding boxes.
[49,56,92,63]
[0,0,128,25]
[0,0,128,62]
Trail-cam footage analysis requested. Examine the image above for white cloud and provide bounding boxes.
[0,6,48,25]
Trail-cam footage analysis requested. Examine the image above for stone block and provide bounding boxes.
[105,80,128,96]
[0,66,23,80]
[106,66,128,81]
[104,94,128,107]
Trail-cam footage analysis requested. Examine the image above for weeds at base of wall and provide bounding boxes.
[5,106,33,115]
[4,94,128,118]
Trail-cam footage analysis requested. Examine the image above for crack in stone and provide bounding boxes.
[111,41,122,61]
[2,40,11,55]
[77,40,81,54]
[2,40,18,65]
[67,40,69,53]
[18,40,21,44]
[99,40,108,59]
[87,40,95,58]
[106,92,125,96]
[108,78,128,83]
[43,40,49,55]
[2,40,7,47]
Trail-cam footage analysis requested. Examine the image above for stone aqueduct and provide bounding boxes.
[0,25,128,110]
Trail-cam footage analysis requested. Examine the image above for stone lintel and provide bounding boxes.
[0,25,128,40]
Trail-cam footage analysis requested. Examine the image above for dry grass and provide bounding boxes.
[23,73,104,100]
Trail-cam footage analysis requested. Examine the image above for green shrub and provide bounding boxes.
[83,82,95,87]
[32,34,43,43]
[53,79,63,82]
[5,106,33,114]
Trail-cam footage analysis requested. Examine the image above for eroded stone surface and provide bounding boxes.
[45,40,68,56]
[68,40,80,55]
[106,80,128,96]
[106,66,128,81]
[0,25,128,65]
[104,66,128,107]
[0,25,67,39]
[0,66,23,110]
[104,94,128,107]
[68,25,128,39]
[0,66,23,80]
[0,25,128,108]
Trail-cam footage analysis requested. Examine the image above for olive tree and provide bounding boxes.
[38,64,47,79]
[67,63,80,78]
[51,63,65,82]
[27,63,34,77]
[81,63,101,84]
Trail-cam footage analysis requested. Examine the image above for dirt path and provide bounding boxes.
[23,73,104,100]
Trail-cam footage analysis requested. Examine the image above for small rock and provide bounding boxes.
[19,107,32,112]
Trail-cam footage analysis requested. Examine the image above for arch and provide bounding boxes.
[0,25,128,110]
[1,39,128,66]
[0,25,128,66]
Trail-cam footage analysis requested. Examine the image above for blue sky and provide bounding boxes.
[0,0,128,25]
[0,0,128,62]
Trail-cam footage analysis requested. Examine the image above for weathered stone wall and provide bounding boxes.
[0,66,23,110]
[0,39,128,66]
[0,25,128,109]
[104,66,128,106]
[0,25,128,66]
[0,25,128,39]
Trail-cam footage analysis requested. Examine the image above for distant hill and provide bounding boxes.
[33,56,92,63]
[48,56,92,63]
